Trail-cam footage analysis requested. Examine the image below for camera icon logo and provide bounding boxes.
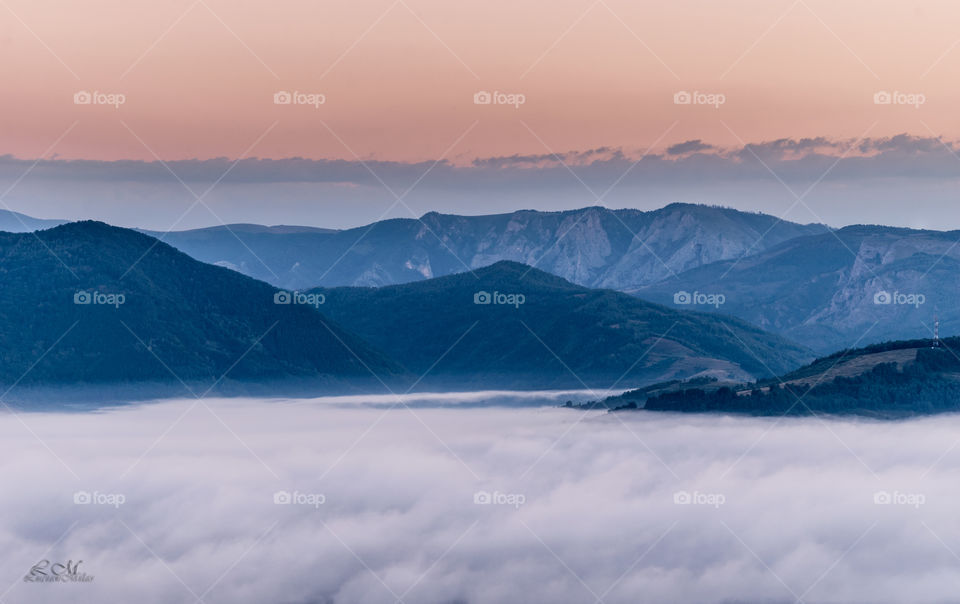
[473,91,492,105]
[873,91,892,105]
[673,291,692,305]
[474,291,492,305]
[74,291,92,305]
[473,490,492,504]
[673,91,692,105]
[873,490,891,504]
[273,291,291,304]
[274,91,292,105]
[73,91,92,105]
[673,490,691,504]
[73,491,92,504]
[873,290,892,305]
[273,490,292,504]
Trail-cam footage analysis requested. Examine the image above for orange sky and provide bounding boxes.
[1,0,958,162]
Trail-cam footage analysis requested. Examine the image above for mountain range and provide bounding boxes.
[0,220,813,398]
[137,205,952,353]
[142,203,828,291]
[4,204,956,357]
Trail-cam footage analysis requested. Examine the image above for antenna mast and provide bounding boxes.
[934,313,940,348]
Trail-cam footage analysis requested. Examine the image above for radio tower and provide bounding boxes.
[933,313,940,348]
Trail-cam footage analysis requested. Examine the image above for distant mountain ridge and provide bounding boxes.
[144,203,829,291]
[0,210,66,232]
[159,223,337,235]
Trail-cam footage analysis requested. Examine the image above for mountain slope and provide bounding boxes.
[0,222,399,388]
[619,338,960,417]
[635,225,957,353]
[148,204,828,290]
[308,261,813,388]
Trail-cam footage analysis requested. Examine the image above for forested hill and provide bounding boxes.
[606,338,960,417]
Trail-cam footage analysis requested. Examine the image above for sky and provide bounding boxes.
[2,0,960,229]
[4,398,960,603]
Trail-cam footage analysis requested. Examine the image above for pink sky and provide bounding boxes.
[1,0,958,162]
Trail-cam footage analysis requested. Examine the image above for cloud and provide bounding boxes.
[1,398,958,603]
[735,136,836,158]
[858,133,953,155]
[666,140,714,155]
[471,147,625,169]
[3,133,960,231]
[2,134,958,187]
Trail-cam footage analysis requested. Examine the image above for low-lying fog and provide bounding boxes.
[3,393,959,603]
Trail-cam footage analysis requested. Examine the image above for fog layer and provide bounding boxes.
[2,396,959,603]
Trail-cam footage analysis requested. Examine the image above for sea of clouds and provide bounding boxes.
[2,395,960,603]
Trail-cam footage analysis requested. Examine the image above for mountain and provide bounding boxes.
[0,221,400,393]
[607,338,960,417]
[634,225,957,353]
[148,223,337,236]
[0,210,66,232]
[307,261,813,389]
[147,204,829,291]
